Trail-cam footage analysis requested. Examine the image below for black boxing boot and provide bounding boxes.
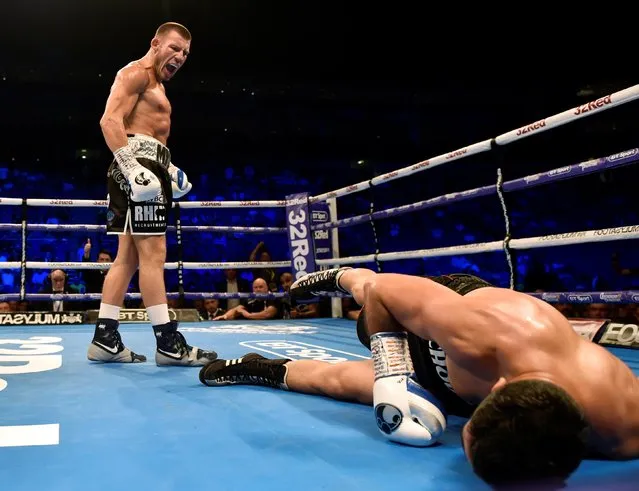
[199,353,290,389]
[154,320,218,367]
[289,267,352,301]
[87,318,147,363]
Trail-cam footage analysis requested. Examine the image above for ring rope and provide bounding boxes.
[309,84,639,203]
[0,199,288,209]
[2,223,638,272]
[20,198,27,301]
[0,224,287,233]
[0,292,289,302]
[312,148,639,231]
[315,224,639,266]
[174,202,185,300]
[0,260,293,270]
[1,290,636,304]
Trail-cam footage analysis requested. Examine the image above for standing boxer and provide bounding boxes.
[88,22,217,367]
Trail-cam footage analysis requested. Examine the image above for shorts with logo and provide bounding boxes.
[106,134,173,236]
[357,273,494,417]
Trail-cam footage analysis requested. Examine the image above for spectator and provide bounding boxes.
[279,272,319,319]
[82,239,113,309]
[249,241,278,292]
[31,269,81,312]
[214,278,278,321]
[215,268,250,310]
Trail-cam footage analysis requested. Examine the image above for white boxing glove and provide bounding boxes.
[371,332,447,447]
[114,145,162,203]
[168,162,192,199]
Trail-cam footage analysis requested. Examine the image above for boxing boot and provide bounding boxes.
[154,321,218,367]
[199,353,290,389]
[87,318,146,363]
[290,267,352,301]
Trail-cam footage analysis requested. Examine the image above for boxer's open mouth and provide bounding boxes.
[166,63,178,74]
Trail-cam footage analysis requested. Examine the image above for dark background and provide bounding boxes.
[0,0,638,300]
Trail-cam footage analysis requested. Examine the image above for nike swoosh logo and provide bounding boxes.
[94,341,118,354]
[157,348,183,360]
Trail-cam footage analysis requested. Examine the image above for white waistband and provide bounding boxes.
[127,134,171,167]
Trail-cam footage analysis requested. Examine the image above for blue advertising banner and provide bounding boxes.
[285,193,316,280]
[310,201,332,262]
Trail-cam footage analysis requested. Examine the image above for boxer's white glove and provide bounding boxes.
[371,332,447,447]
[168,162,192,199]
[114,145,162,202]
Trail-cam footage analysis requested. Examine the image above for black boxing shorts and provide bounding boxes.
[356,273,494,417]
[105,134,173,235]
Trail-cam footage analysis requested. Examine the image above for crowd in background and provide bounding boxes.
[1,76,638,323]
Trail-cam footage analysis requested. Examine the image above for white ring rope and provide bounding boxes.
[0,199,287,209]
[0,260,292,271]
[0,223,286,233]
[310,84,639,203]
[316,225,639,266]
[1,85,637,307]
[2,85,633,212]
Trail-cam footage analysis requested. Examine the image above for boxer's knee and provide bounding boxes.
[134,235,166,267]
[113,235,138,268]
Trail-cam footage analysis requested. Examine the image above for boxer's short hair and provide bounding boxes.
[468,379,589,488]
[155,22,191,41]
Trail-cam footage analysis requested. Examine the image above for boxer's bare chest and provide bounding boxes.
[139,84,171,117]
[127,83,172,141]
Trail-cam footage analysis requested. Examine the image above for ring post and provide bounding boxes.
[327,197,342,318]
[174,202,185,304]
[20,198,27,301]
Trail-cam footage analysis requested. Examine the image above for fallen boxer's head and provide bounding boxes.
[462,378,589,488]
[150,22,191,81]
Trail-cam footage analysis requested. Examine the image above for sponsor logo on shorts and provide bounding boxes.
[238,340,367,364]
[111,167,130,193]
[133,205,166,224]
[134,172,152,186]
[181,324,318,335]
[428,342,455,393]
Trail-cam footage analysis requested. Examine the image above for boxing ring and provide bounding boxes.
[2,84,639,490]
